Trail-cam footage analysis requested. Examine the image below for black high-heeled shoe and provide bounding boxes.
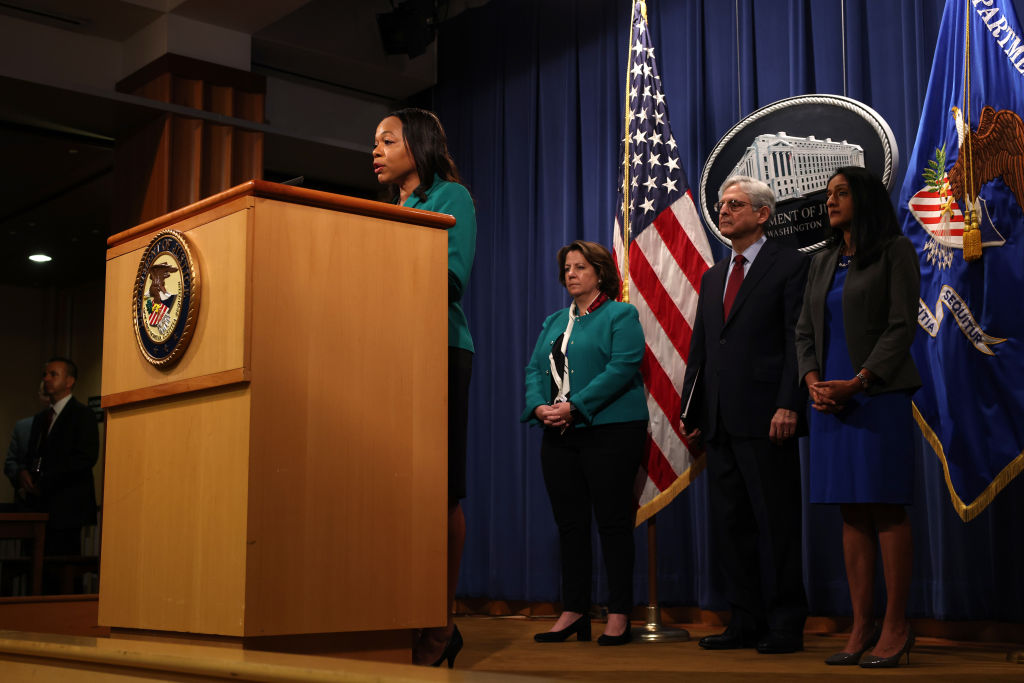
[824,624,881,665]
[430,624,463,668]
[597,621,632,646]
[534,614,592,642]
[860,628,915,668]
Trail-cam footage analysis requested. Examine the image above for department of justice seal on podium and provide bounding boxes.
[132,229,201,367]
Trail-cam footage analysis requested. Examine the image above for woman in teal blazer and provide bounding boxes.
[523,240,648,646]
[373,108,475,668]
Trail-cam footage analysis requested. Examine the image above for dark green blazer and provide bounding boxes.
[795,235,922,395]
[402,175,476,353]
[522,300,648,427]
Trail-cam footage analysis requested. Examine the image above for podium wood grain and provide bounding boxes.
[99,182,448,640]
[100,386,251,634]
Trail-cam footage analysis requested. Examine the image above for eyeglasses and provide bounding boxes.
[713,199,753,214]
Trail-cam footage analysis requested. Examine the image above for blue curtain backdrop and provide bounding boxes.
[428,0,1024,621]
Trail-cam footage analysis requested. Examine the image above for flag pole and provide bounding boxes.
[622,0,688,644]
[961,6,981,261]
[620,0,637,304]
[637,513,690,642]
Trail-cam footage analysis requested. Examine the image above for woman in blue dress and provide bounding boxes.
[795,167,921,668]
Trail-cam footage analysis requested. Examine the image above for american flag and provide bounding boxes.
[612,0,715,525]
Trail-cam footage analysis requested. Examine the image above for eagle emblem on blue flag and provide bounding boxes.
[900,0,1024,521]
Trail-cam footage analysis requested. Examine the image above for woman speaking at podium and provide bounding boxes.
[373,108,476,667]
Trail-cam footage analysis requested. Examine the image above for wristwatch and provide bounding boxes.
[855,371,870,390]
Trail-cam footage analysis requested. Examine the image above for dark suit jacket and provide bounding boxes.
[24,396,99,529]
[681,239,810,440]
[795,235,922,394]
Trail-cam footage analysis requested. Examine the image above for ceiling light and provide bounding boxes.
[29,254,52,263]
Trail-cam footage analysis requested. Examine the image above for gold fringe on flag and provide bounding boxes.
[913,403,1024,521]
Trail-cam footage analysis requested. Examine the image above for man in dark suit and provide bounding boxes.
[681,176,809,654]
[16,357,99,558]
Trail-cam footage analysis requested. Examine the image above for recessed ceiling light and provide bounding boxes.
[29,254,52,263]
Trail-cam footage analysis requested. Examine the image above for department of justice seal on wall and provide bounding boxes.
[132,229,201,366]
[700,95,899,253]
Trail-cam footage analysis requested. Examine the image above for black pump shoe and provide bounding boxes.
[860,629,915,668]
[825,624,881,665]
[597,622,632,646]
[535,614,592,642]
[430,625,464,668]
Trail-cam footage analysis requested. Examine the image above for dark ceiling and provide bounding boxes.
[0,122,113,289]
[0,0,479,289]
[0,75,149,289]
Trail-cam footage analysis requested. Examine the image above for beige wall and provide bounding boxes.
[0,281,105,505]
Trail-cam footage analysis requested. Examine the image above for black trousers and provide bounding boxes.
[706,430,807,636]
[540,421,645,615]
[449,347,473,501]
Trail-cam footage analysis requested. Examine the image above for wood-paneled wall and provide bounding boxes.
[113,54,266,233]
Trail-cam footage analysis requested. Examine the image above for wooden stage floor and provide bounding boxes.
[1,614,1021,681]
[454,615,1024,681]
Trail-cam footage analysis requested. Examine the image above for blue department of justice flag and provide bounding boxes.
[900,0,1024,521]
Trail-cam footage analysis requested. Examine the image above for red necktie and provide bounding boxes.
[723,254,745,318]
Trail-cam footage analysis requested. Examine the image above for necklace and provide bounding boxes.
[838,253,852,269]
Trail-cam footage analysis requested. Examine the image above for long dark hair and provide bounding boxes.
[828,166,901,268]
[388,108,460,202]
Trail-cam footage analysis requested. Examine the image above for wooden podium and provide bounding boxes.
[97,181,453,660]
